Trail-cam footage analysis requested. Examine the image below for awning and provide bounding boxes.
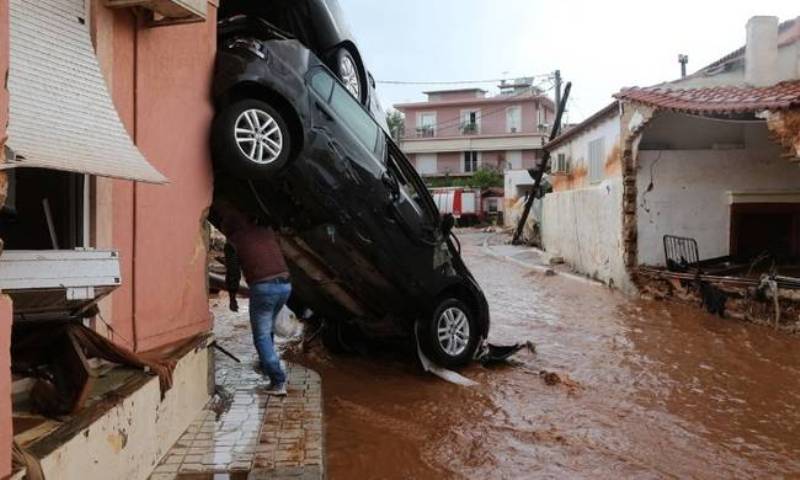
[2,0,168,184]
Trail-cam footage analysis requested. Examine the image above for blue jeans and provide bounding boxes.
[249,278,292,386]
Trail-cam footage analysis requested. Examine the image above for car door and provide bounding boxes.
[305,68,406,310]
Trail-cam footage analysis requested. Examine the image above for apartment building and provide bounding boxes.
[395,80,555,179]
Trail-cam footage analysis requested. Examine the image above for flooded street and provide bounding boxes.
[292,231,800,479]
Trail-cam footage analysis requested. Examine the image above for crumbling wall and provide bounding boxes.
[766,110,800,160]
[639,273,800,333]
[619,103,655,286]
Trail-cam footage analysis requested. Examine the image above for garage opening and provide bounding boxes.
[730,202,800,269]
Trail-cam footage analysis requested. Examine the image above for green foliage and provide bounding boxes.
[469,167,504,189]
[385,110,405,141]
[424,167,504,189]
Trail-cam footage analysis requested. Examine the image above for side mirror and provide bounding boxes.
[441,213,455,234]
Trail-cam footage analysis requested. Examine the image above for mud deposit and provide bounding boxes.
[291,232,800,479]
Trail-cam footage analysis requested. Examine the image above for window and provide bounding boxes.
[506,150,522,170]
[310,69,381,152]
[461,110,480,134]
[554,153,570,174]
[415,153,438,175]
[537,108,550,133]
[417,112,436,138]
[506,106,522,133]
[463,151,480,173]
[310,70,335,100]
[486,198,499,214]
[588,138,605,184]
[329,80,380,152]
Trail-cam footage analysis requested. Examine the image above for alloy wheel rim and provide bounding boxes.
[340,55,361,100]
[234,109,283,165]
[436,307,470,357]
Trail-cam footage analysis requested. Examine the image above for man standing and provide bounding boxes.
[212,199,291,396]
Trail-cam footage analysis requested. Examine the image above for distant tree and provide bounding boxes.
[424,167,503,190]
[386,110,405,141]
[468,167,504,189]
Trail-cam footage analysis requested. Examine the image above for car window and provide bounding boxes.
[310,71,334,101]
[387,147,438,226]
[329,82,379,153]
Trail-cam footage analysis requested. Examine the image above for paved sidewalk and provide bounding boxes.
[483,233,603,287]
[149,299,324,480]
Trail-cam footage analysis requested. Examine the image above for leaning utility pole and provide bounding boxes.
[511,81,572,245]
[553,69,562,122]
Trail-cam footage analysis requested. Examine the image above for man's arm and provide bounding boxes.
[224,241,242,312]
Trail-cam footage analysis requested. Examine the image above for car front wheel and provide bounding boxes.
[212,99,291,180]
[420,298,479,368]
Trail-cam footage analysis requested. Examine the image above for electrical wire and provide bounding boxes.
[378,73,555,86]
[406,81,556,134]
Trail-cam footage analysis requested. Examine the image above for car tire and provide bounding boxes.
[212,99,292,180]
[336,48,365,104]
[420,298,479,368]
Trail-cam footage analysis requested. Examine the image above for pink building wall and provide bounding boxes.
[414,150,540,176]
[402,97,552,138]
[92,6,216,352]
[94,7,216,352]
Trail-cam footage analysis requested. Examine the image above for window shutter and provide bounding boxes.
[3,0,168,184]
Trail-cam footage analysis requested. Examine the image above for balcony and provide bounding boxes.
[461,122,479,135]
[416,126,435,138]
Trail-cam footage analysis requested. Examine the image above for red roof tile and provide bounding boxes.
[614,80,800,114]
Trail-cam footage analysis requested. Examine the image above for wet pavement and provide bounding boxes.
[150,300,323,480]
[291,231,800,479]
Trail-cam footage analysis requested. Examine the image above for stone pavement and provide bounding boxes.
[149,298,324,480]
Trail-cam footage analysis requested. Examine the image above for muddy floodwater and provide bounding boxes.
[291,232,800,479]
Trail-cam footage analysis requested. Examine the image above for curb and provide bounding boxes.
[481,234,604,288]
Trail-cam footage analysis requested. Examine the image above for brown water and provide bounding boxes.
[292,233,800,479]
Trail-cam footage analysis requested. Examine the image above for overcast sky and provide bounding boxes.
[338,0,798,123]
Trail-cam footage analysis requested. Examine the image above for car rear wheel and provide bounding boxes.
[337,48,364,104]
[420,298,479,368]
[212,99,292,180]
[321,319,349,354]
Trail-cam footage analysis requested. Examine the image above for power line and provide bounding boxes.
[378,73,554,86]
[406,80,556,133]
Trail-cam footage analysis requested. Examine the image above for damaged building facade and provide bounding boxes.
[541,15,800,325]
[0,0,218,478]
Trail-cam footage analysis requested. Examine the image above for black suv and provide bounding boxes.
[211,22,490,368]
[219,0,373,106]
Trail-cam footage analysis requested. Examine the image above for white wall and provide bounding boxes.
[39,343,211,480]
[542,177,630,289]
[636,138,800,266]
[541,112,629,288]
[551,113,620,186]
